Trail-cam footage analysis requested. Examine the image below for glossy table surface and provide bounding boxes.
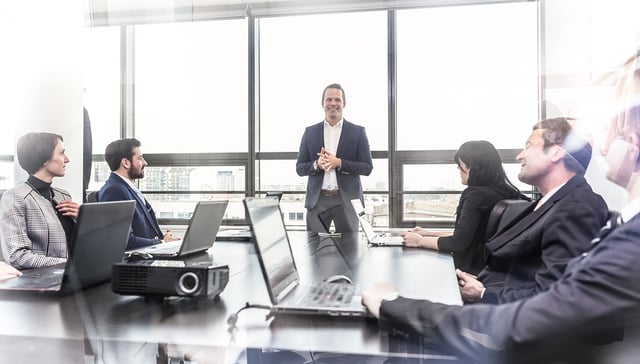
[0,231,462,363]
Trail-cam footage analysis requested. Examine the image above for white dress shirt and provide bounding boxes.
[322,118,343,191]
[621,195,640,223]
[534,181,567,211]
[114,172,146,204]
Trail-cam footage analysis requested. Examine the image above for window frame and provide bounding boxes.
[84,2,542,229]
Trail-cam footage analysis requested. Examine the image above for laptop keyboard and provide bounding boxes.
[15,275,62,289]
[141,241,181,255]
[373,234,404,245]
[301,282,356,307]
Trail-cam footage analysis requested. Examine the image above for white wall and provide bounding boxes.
[0,0,84,200]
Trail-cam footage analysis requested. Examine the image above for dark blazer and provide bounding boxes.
[97,172,162,250]
[296,119,373,209]
[477,175,608,304]
[438,185,528,275]
[379,211,640,364]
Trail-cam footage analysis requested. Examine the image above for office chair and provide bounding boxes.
[486,199,532,239]
[85,190,98,203]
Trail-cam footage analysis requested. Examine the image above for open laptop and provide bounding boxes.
[244,196,368,317]
[130,200,228,259]
[0,200,135,293]
[350,199,404,247]
[216,193,281,242]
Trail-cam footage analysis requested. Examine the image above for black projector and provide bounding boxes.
[112,260,229,298]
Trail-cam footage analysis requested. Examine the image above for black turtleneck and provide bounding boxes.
[27,175,75,243]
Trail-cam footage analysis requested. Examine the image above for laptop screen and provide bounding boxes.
[244,196,298,304]
[350,199,377,242]
[179,200,228,255]
[64,200,136,290]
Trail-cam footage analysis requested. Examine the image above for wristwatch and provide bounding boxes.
[313,160,319,171]
[382,291,400,303]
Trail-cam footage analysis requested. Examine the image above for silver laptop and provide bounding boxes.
[0,201,135,293]
[350,199,404,247]
[244,196,368,317]
[130,200,228,259]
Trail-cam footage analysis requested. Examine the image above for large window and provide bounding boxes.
[134,19,248,153]
[258,11,388,226]
[396,2,538,150]
[141,164,247,223]
[83,6,537,228]
[79,1,640,228]
[394,2,538,225]
[258,11,388,152]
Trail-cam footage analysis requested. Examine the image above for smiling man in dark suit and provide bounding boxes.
[98,138,180,250]
[296,83,373,233]
[362,105,640,364]
[454,117,609,304]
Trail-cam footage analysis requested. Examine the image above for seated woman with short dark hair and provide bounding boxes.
[0,132,80,269]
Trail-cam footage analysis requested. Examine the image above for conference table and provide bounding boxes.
[0,231,462,363]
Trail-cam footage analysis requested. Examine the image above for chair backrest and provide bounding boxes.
[486,199,532,239]
[86,190,98,203]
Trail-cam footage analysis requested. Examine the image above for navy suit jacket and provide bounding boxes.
[478,175,609,303]
[97,172,162,250]
[380,211,640,363]
[296,119,373,209]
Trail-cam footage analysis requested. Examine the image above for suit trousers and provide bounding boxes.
[306,194,359,233]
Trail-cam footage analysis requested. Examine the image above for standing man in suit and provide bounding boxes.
[98,138,180,250]
[361,109,640,363]
[296,83,373,233]
[453,117,608,304]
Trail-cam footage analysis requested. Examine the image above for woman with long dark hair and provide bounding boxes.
[402,140,529,275]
